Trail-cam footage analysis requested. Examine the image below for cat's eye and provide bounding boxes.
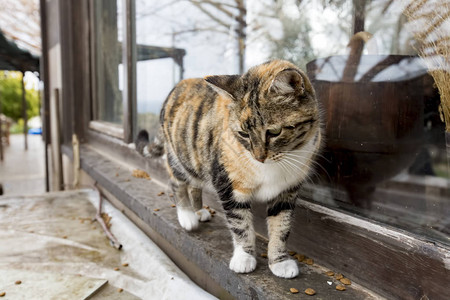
[267,127,282,137]
[238,131,249,138]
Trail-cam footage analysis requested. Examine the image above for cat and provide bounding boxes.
[136,59,322,278]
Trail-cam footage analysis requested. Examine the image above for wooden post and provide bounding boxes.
[21,72,28,150]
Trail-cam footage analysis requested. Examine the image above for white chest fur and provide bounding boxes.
[252,141,317,202]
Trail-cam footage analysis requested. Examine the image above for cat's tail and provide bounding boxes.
[135,128,165,158]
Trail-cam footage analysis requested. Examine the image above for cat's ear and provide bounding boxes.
[269,69,305,96]
[205,75,241,99]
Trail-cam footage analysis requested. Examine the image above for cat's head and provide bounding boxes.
[205,59,322,163]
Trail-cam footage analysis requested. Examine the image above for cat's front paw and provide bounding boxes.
[269,259,299,278]
[177,207,199,231]
[196,208,212,222]
[229,247,257,273]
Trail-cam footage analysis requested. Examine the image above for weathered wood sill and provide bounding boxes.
[61,133,450,300]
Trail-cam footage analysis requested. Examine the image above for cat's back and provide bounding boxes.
[164,78,217,112]
[161,77,227,180]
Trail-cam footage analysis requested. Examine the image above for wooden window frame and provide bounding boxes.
[87,0,136,143]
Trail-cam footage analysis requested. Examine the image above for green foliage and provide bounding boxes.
[10,119,24,134]
[0,71,40,122]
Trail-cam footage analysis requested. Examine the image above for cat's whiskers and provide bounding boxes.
[281,156,310,179]
[284,149,330,163]
[276,160,293,183]
[281,152,330,180]
[281,153,320,183]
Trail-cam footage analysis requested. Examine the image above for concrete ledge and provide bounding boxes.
[74,144,379,300]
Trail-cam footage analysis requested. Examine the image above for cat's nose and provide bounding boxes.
[256,157,265,163]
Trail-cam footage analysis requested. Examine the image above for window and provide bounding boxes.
[90,0,125,137]
[90,0,449,246]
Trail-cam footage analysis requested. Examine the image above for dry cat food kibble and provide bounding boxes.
[153,208,160,212]
[294,254,305,262]
[15,280,22,285]
[260,253,268,258]
[340,278,352,285]
[336,284,346,291]
[304,288,316,295]
[170,204,176,208]
[288,251,296,256]
[157,191,165,196]
[325,271,334,276]
[0,292,5,297]
[114,267,120,271]
[132,169,151,180]
[117,288,123,293]
[289,288,299,294]
[335,273,344,280]
[305,258,314,265]
[122,263,129,267]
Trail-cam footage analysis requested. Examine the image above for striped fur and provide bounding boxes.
[138,60,322,278]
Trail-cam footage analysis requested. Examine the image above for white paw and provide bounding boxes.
[177,207,199,231]
[269,259,299,278]
[196,208,212,222]
[229,247,257,274]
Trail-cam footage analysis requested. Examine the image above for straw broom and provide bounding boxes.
[403,0,450,132]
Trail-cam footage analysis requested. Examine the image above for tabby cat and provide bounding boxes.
[136,59,322,278]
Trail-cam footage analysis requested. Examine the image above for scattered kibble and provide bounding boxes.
[114,267,120,271]
[157,192,165,196]
[153,208,160,212]
[122,263,129,267]
[169,194,174,197]
[132,169,151,180]
[335,273,343,280]
[0,292,5,297]
[340,278,351,285]
[62,235,68,239]
[288,251,296,256]
[336,284,346,291]
[170,204,176,208]
[294,254,305,262]
[260,253,268,258]
[15,280,22,285]
[325,271,334,276]
[290,288,299,294]
[117,288,123,293]
[305,288,316,295]
[305,258,314,265]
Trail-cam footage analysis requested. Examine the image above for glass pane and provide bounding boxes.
[93,0,124,125]
[134,0,449,245]
[135,0,244,138]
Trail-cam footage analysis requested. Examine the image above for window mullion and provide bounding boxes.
[122,0,137,143]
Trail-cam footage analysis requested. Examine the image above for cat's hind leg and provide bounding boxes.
[188,186,211,222]
[170,178,199,231]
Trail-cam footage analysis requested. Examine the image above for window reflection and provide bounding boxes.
[131,0,449,244]
[93,0,124,125]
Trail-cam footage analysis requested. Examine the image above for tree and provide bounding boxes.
[0,71,39,122]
